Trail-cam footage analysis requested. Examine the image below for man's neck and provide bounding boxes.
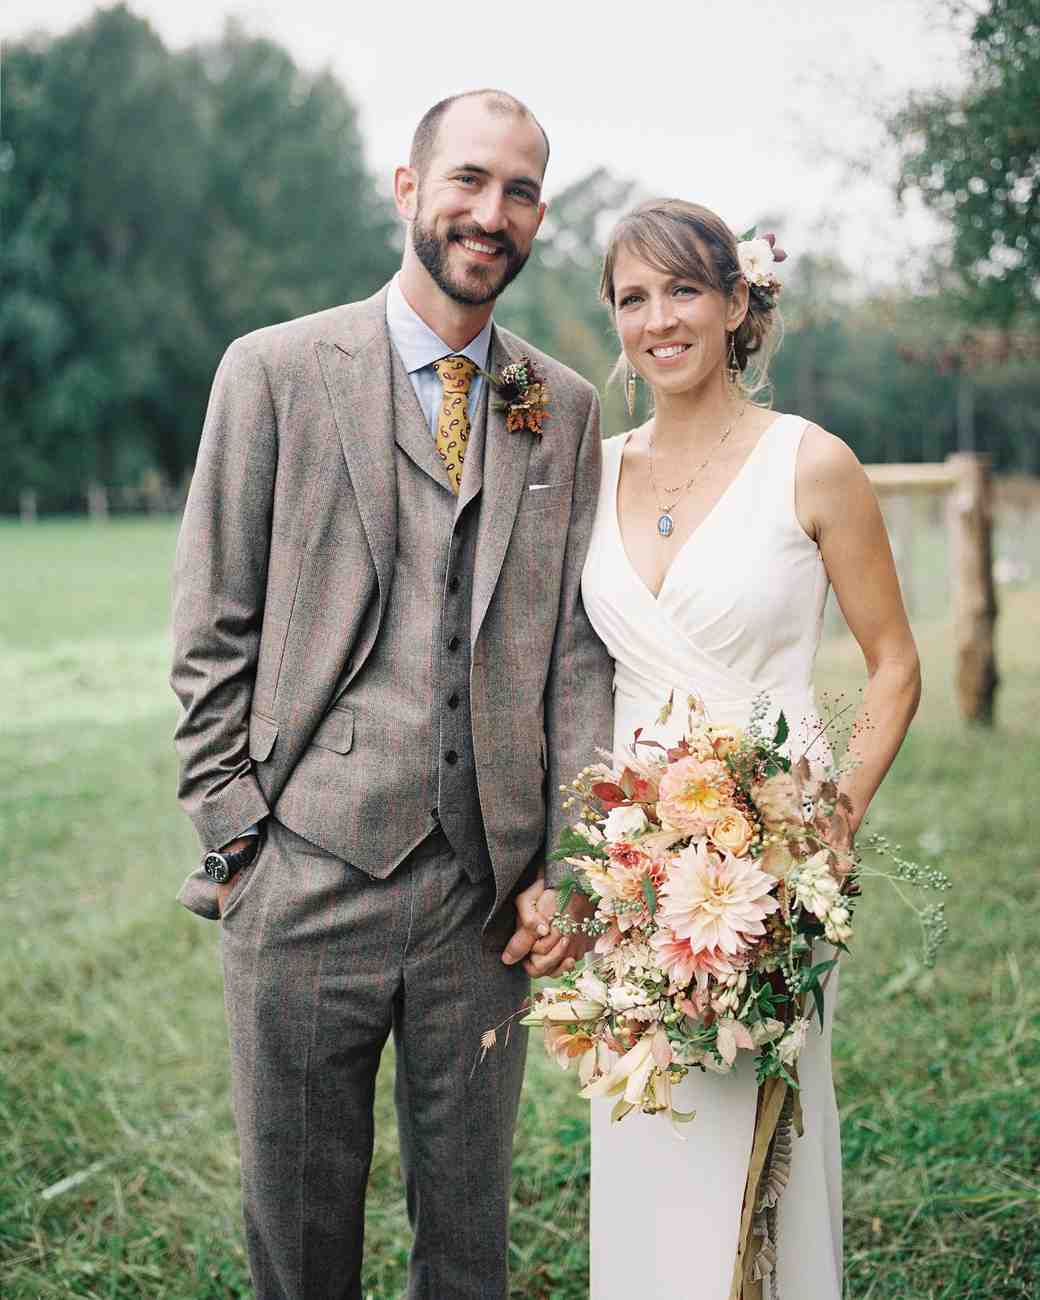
[397,257,494,353]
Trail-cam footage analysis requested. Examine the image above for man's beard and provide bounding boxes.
[411,206,529,306]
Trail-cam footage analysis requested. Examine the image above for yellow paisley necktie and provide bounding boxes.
[431,355,477,495]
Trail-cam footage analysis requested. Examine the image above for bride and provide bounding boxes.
[519,200,920,1298]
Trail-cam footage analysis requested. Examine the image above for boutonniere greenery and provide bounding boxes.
[487,356,550,436]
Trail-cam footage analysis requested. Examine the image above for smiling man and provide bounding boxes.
[170,89,613,1299]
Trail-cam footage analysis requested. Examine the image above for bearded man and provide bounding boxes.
[170,88,613,1300]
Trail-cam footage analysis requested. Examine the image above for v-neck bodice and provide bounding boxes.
[581,414,831,760]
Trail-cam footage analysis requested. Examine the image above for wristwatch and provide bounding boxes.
[203,831,263,885]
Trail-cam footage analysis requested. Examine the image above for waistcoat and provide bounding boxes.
[324,342,492,879]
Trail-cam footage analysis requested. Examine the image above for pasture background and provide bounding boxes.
[1,516,1038,1299]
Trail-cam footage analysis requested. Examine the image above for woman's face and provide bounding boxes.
[612,244,743,401]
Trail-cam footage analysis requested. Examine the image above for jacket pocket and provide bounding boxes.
[249,711,279,762]
[311,705,355,754]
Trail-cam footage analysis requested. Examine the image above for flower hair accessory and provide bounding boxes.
[737,227,787,309]
[490,356,550,436]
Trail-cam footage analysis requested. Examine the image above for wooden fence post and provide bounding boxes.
[946,453,998,724]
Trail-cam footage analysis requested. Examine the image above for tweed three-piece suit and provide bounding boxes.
[170,283,614,1299]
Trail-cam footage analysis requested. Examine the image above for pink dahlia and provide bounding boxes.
[605,842,667,904]
[657,756,735,837]
[658,842,779,956]
[650,926,742,989]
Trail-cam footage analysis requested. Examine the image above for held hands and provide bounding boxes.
[501,876,594,978]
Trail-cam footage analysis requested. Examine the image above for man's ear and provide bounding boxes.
[533,199,547,240]
[393,165,419,222]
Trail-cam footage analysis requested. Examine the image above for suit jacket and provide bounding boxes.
[170,284,614,925]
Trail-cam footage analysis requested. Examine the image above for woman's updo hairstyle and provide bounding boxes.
[600,198,783,404]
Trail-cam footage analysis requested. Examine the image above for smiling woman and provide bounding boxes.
[603,199,783,408]
[576,197,922,1298]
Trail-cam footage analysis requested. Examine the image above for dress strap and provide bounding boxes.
[753,414,811,538]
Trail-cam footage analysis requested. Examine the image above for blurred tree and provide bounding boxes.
[1,6,396,511]
[2,5,207,509]
[891,0,1040,326]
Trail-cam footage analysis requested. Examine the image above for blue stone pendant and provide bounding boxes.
[657,512,675,538]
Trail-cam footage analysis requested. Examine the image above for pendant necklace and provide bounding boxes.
[648,405,746,539]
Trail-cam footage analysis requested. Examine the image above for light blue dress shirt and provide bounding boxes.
[385,273,493,433]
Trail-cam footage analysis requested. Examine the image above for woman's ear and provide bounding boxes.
[726,278,750,332]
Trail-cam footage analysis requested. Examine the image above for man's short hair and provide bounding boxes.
[409,89,550,179]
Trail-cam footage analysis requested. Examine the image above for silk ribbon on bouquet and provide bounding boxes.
[729,1073,804,1300]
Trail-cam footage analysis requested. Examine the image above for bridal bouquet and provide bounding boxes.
[523,693,949,1128]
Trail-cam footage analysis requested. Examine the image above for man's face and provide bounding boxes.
[408,99,547,306]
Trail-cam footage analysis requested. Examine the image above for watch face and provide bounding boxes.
[204,853,230,884]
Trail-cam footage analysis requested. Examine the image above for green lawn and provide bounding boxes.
[1,518,1037,1299]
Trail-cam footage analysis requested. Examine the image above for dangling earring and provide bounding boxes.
[625,367,638,417]
[727,333,740,386]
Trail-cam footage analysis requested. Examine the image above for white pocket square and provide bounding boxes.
[528,483,552,492]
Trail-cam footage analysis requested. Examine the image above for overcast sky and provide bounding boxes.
[4,0,968,280]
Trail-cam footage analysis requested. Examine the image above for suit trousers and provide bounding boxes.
[219,817,530,1300]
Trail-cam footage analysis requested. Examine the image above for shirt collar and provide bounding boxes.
[385,273,493,376]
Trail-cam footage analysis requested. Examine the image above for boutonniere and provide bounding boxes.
[487,356,550,436]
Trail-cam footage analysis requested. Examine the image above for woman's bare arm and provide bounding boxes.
[796,424,922,841]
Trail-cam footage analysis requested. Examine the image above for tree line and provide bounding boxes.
[2,0,1037,515]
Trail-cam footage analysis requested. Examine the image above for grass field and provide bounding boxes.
[1,517,1038,1299]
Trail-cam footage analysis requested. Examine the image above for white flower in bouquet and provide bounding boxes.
[777,1016,812,1066]
[607,980,651,1013]
[603,804,649,842]
[575,969,610,1005]
[581,1032,658,1104]
[573,820,605,845]
[792,850,842,919]
[824,904,853,945]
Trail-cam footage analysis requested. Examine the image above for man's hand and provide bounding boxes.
[501,879,594,978]
[214,836,255,917]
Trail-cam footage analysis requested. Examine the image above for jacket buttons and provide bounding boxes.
[444,749,458,765]
[447,635,460,652]
[448,575,461,593]
[448,692,460,709]
[430,807,440,821]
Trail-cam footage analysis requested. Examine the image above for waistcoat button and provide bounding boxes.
[447,635,460,652]
[444,749,458,765]
[448,692,460,709]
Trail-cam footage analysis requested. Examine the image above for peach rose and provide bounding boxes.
[709,807,755,857]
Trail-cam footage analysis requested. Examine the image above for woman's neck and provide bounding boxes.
[648,373,744,457]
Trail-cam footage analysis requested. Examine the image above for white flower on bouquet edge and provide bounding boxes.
[603,804,649,843]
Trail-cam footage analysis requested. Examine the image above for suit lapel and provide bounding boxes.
[456,378,488,513]
[471,328,533,645]
[315,292,397,620]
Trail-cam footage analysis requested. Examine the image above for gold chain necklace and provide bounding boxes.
[649,405,746,539]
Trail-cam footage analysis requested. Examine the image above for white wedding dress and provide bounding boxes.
[580,415,843,1300]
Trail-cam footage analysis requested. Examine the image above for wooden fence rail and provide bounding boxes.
[865,453,997,724]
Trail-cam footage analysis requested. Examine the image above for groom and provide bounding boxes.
[170,88,612,1299]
